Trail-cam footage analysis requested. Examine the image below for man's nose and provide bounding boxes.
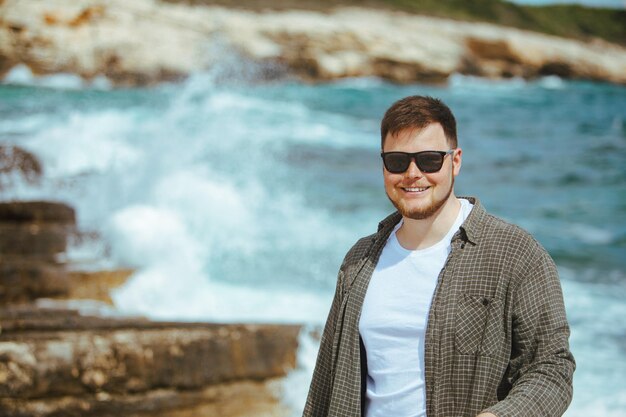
[405,159,423,178]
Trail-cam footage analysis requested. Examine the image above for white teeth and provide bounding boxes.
[404,187,429,192]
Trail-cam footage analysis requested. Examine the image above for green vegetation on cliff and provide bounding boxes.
[168,0,626,45]
[389,0,626,45]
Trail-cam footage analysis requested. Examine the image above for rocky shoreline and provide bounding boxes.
[1,0,626,86]
[0,192,302,416]
[0,306,299,417]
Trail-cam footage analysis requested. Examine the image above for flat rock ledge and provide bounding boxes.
[0,306,300,417]
[1,0,625,86]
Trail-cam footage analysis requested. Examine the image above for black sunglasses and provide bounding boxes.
[381,150,455,174]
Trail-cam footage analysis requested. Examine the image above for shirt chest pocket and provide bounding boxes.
[455,293,504,357]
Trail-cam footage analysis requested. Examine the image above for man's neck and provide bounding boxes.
[396,196,462,250]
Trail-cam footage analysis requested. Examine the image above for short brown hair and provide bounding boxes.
[380,95,457,149]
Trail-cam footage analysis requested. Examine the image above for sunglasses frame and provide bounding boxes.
[381,149,455,174]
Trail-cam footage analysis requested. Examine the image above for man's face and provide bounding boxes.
[383,123,462,220]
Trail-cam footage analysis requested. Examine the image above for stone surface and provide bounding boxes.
[0,146,42,190]
[0,201,76,225]
[0,201,76,304]
[0,380,290,417]
[0,260,70,302]
[65,269,134,304]
[0,199,133,304]
[0,224,70,260]
[0,201,76,260]
[0,306,300,416]
[1,0,625,85]
[0,265,132,304]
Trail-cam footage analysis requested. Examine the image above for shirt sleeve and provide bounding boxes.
[302,268,344,417]
[482,247,576,417]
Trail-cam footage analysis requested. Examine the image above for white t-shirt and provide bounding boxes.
[359,199,473,417]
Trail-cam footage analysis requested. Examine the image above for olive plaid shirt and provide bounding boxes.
[303,197,575,417]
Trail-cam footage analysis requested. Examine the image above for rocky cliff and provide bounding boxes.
[1,0,625,86]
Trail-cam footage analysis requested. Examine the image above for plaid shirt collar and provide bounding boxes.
[375,196,485,246]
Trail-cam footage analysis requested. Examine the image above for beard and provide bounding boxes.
[386,172,454,220]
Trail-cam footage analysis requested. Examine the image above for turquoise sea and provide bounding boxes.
[1,64,625,415]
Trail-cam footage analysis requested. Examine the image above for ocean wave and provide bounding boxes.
[560,273,626,417]
[21,110,142,177]
[2,64,112,90]
[566,223,615,245]
[448,73,528,90]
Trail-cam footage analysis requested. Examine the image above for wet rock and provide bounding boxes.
[0,260,69,303]
[0,306,300,417]
[0,201,75,225]
[0,200,131,305]
[0,201,76,303]
[0,380,290,417]
[65,269,134,304]
[0,145,42,190]
[0,224,71,261]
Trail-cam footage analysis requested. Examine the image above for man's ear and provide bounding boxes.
[452,148,462,176]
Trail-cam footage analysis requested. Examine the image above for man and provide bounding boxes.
[303,96,575,417]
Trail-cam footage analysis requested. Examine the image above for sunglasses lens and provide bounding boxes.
[383,153,410,173]
[416,152,445,172]
[383,151,448,173]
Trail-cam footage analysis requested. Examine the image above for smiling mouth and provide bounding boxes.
[402,186,430,192]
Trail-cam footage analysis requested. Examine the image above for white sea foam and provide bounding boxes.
[330,76,386,88]
[450,72,567,92]
[106,204,213,320]
[106,205,202,268]
[90,75,113,90]
[0,113,52,137]
[22,110,142,177]
[282,327,324,415]
[560,269,626,416]
[112,269,332,324]
[3,64,38,85]
[448,73,527,90]
[166,72,373,150]
[151,170,262,258]
[538,75,566,89]
[567,223,614,245]
[2,64,112,90]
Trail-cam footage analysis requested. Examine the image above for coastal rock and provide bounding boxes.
[0,202,76,260]
[0,201,76,303]
[0,201,134,305]
[0,306,300,417]
[1,0,625,85]
[0,145,42,189]
[65,269,134,304]
[0,223,71,260]
[0,380,290,417]
[0,260,69,302]
[0,201,75,225]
